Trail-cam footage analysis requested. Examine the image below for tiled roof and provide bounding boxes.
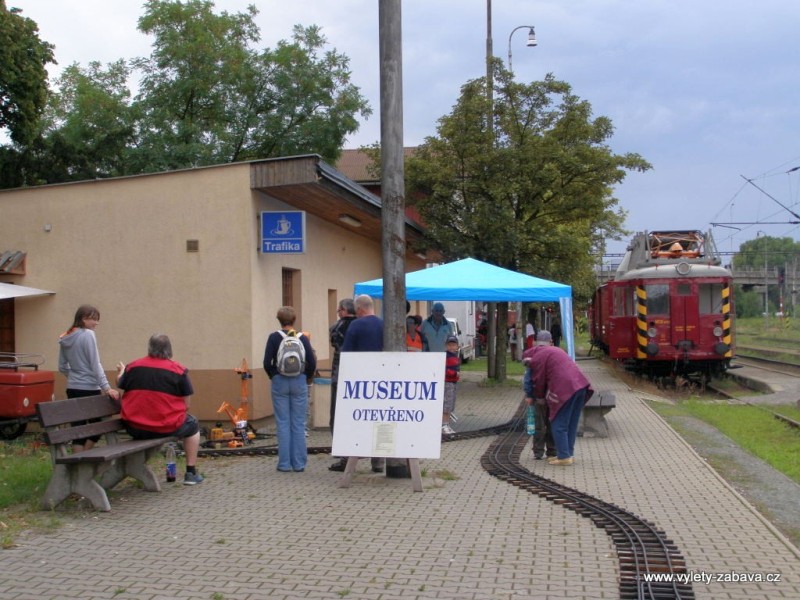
[335,147,417,183]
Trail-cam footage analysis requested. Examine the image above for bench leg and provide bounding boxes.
[42,463,111,512]
[580,408,610,438]
[41,464,73,511]
[98,450,162,492]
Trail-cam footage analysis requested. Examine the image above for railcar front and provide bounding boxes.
[606,262,734,380]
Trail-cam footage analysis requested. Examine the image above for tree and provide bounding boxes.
[407,66,651,379]
[0,1,54,145]
[39,60,135,181]
[129,0,370,172]
[733,235,800,316]
[732,235,799,270]
[0,0,370,188]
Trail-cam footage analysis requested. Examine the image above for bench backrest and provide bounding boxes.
[37,394,124,445]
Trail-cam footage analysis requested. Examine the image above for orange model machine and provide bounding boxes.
[212,359,256,447]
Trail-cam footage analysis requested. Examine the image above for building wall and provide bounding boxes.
[247,189,387,422]
[1,162,426,425]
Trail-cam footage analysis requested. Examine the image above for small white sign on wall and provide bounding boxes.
[332,352,445,459]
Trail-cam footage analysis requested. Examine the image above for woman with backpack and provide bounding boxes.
[263,306,316,472]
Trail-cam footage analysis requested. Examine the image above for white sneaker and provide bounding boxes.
[441,424,456,435]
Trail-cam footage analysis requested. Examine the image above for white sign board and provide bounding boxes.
[332,352,445,459]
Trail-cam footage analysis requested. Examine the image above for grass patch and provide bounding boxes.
[461,356,526,378]
[652,400,800,484]
[735,316,800,365]
[0,439,52,508]
[0,439,62,548]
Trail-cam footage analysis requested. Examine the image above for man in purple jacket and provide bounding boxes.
[522,334,594,465]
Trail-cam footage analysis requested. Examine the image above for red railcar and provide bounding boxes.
[589,230,734,381]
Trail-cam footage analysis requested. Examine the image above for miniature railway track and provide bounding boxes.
[481,410,694,600]
[199,413,695,599]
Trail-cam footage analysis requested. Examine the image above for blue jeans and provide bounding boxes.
[549,387,588,459]
[271,375,309,471]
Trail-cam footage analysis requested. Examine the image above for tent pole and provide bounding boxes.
[487,302,496,378]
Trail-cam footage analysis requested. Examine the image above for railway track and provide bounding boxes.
[733,353,800,378]
[200,412,695,599]
[712,351,800,429]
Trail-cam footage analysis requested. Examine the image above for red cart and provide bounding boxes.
[0,353,54,440]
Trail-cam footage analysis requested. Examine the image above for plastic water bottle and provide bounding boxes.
[165,444,177,482]
[526,405,536,435]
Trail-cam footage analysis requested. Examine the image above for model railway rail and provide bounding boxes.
[10,404,696,597]
[199,413,695,599]
[481,410,694,600]
[196,420,514,457]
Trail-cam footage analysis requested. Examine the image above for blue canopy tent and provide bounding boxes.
[353,258,575,359]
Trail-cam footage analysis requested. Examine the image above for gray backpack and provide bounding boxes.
[276,330,306,377]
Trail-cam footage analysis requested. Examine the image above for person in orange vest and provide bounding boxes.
[406,315,423,352]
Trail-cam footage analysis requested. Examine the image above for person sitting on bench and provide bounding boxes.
[117,333,204,485]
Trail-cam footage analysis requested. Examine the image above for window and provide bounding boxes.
[699,283,723,314]
[646,284,669,314]
[612,286,635,316]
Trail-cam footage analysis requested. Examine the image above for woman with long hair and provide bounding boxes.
[58,304,119,452]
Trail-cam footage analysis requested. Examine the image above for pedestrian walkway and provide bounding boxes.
[1,360,799,600]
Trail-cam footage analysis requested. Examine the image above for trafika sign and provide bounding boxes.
[332,352,445,459]
[261,211,305,254]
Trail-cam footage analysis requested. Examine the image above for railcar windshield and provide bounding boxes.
[699,283,724,314]
[645,284,669,314]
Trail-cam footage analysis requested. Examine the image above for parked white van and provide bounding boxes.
[446,317,475,363]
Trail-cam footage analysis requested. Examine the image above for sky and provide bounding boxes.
[8,0,800,256]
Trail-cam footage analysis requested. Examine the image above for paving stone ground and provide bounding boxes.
[1,361,798,600]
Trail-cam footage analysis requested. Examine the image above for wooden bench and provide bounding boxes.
[578,391,616,438]
[37,394,176,512]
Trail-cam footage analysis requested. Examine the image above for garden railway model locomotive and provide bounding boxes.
[589,230,734,382]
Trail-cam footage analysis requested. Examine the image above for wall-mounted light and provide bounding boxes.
[339,214,362,228]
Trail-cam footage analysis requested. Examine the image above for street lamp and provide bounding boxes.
[507,25,537,72]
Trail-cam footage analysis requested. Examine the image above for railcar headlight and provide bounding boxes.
[713,325,724,337]
[647,324,657,338]
[676,262,691,275]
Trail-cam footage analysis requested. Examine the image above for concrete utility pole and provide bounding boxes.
[379,1,411,480]
[485,0,497,378]
[379,0,406,353]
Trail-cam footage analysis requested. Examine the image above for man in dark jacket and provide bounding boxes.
[522,330,594,466]
[328,298,356,471]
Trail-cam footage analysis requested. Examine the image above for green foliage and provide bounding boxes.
[407,68,650,307]
[0,1,54,145]
[734,285,765,318]
[37,60,136,182]
[732,235,800,316]
[128,1,370,172]
[732,234,800,270]
[0,0,370,187]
